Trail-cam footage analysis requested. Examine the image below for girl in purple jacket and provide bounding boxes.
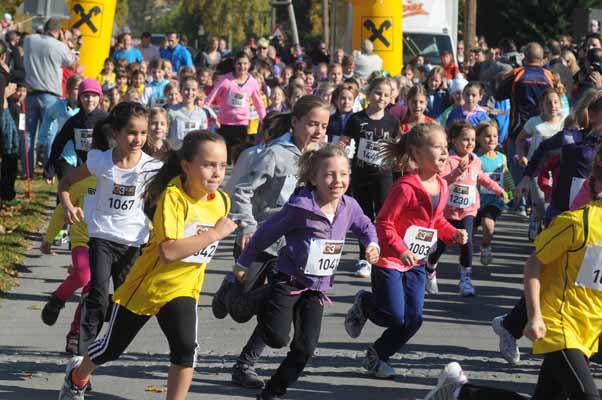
[236,145,379,400]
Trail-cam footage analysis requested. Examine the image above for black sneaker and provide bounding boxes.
[41,294,65,326]
[232,363,265,389]
[256,389,283,399]
[212,275,233,319]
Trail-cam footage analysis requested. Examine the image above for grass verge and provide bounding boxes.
[0,178,56,292]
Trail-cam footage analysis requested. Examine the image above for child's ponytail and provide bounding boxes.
[381,122,444,171]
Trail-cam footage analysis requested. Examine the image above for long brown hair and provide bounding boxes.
[380,122,445,171]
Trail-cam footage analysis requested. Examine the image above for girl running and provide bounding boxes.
[445,82,489,129]
[425,66,449,119]
[327,83,358,144]
[340,77,401,279]
[167,77,208,151]
[515,88,565,240]
[239,145,379,400]
[57,102,162,356]
[144,107,171,158]
[344,122,468,378]
[426,120,506,296]
[476,121,514,266]
[400,85,434,134]
[58,131,236,400]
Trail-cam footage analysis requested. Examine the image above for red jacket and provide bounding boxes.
[374,172,457,272]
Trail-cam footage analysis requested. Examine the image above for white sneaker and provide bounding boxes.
[480,246,493,266]
[459,274,475,297]
[425,270,439,295]
[58,356,85,400]
[354,260,372,278]
[492,315,520,364]
[424,362,468,400]
[363,346,396,379]
[344,290,369,338]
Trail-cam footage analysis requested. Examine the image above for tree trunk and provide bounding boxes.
[322,0,330,48]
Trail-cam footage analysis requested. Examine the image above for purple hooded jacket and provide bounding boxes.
[237,186,378,292]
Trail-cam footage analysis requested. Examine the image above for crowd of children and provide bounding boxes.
[4,23,602,400]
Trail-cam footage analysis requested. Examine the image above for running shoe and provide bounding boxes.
[424,362,468,400]
[41,294,65,326]
[232,362,265,389]
[353,260,372,278]
[58,356,85,400]
[480,246,493,266]
[256,390,283,399]
[344,290,369,338]
[65,332,79,355]
[363,346,396,379]
[425,270,439,295]
[459,274,475,297]
[527,218,541,241]
[492,315,520,364]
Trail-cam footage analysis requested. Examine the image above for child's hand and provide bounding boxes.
[365,245,379,264]
[454,229,468,244]
[400,250,417,267]
[234,269,246,283]
[517,156,529,168]
[40,241,54,255]
[214,120,221,129]
[458,156,469,172]
[524,316,547,342]
[213,217,237,240]
[500,191,509,202]
[64,206,84,224]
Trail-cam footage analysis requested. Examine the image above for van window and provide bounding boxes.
[403,33,454,65]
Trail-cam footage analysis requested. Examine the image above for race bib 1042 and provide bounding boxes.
[182,223,220,264]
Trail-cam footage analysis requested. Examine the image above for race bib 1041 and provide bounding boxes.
[303,239,345,276]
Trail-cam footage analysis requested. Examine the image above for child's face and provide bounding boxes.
[139,62,147,74]
[441,53,452,66]
[452,128,476,156]
[412,129,448,174]
[149,115,168,141]
[101,97,110,111]
[320,88,334,105]
[428,73,442,91]
[109,88,120,103]
[390,82,400,103]
[329,67,343,84]
[151,68,165,82]
[182,140,228,194]
[284,68,294,80]
[463,87,482,110]
[270,88,284,105]
[403,68,414,81]
[80,92,100,113]
[452,91,464,106]
[164,66,173,78]
[408,94,427,116]
[199,71,211,86]
[166,89,180,105]
[290,89,305,108]
[343,62,355,75]
[542,93,561,118]
[306,74,315,87]
[291,107,330,148]
[336,89,355,113]
[369,84,391,110]
[181,81,199,103]
[14,86,27,102]
[311,156,350,202]
[114,115,147,154]
[116,76,128,88]
[132,74,145,88]
[478,127,498,152]
[104,61,114,72]
[67,84,80,102]
[235,57,251,75]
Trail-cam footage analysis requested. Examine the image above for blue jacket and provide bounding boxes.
[237,187,378,292]
[160,44,193,72]
[426,89,449,119]
[326,110,353,142]
[446,106,490,129]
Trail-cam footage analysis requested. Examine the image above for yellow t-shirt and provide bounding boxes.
[247,93,268,135]
[43,176,96,249]
[97,72,116,86]
[533,201,602,358]
[113,176,230,316]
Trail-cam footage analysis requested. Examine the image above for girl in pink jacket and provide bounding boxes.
[205,51,266,163]
[427,120,507,297]
[344,122,468,379]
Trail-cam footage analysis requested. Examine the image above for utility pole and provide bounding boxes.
[322,0,330,48]
[464,0,477,65]
[271,0,300,46]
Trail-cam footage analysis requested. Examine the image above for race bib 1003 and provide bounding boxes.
[448,184,476,209]
[403,225,437,261]
[182,223,220,264]
[303,239,344,276]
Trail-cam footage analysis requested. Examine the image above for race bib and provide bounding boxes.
[228,91,247,108]
[357,138,383,167]
[150,97,167,107]
[18,113,25,131]
[481,171,503,195]
[183,120,199,133]
[403,225,437,261]
[303,239,344,276]
[182,223,220,264]
[448,184,476,209]
[575,244,602,291]
[74,128,93,151]
[100,169,140,216]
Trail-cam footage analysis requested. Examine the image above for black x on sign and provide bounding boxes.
[362,17,394,52]
[71,2,103,37]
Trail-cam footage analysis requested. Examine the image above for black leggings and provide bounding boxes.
[458,349,600,400]
[428,216,475,271]
[89,297,198,367]
[351,169,393,259]
[218,124,248,163]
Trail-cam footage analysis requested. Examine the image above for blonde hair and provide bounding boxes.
[298,144,349,187]
[381,122,445,171]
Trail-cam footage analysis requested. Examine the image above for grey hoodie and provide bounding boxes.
[230,132,301,255]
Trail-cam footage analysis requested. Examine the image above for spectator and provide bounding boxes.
[112,33,143,64]
[440,50,460,80]
[23,17,74,178]
[195,36,222,69]
[354,40,383,80]
[160,32,193,73]
[254,37,270,64]
[3,30,25,83]
[219,37,231,58]
[547,39,573,100]
[137,31,159,61]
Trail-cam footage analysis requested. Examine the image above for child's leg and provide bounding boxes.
[481,216,495,248]
[112,244,141,290]
[530,180,546,222]
[54,246,91,302]
[156,297,199,400]
[459,216,475,273]
[263,291,324,397]
[427,239,447,269]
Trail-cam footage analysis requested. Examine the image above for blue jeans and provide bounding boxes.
[24,92,58,176]
[363,265,425,361]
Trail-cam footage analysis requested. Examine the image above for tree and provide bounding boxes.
[114,0,129,31]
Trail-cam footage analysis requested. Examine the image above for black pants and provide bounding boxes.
[55,159,75,205]
[0,153,18,201]
[428,216,475,271]
[258,279,324,397]
[219,124,248,164]
[351,169,393,259]
[458,349,599,400]
[503,295,528,339]
[88,297,198,367]
[79,238,140,355]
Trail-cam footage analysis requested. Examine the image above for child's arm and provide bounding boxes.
[58,165,91,224]
[441,158,463,184]
[477,167,505,197]
[251,84,267,122]
[514,130,530,168]
[45,118,74,180]
[204,80,223,108]
[502,155,516,192]
[523,253,545,341]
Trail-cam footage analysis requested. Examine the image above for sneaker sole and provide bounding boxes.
[491,318,520,364]
[231,376,265,389]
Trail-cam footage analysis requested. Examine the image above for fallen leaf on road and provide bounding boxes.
[18,372,34,380]
[28,305,43,311]
[146,385,167,393]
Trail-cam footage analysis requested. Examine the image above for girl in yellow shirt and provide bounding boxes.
[58,131,237,400]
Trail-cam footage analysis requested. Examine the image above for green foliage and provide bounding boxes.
[114,0,129,30]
